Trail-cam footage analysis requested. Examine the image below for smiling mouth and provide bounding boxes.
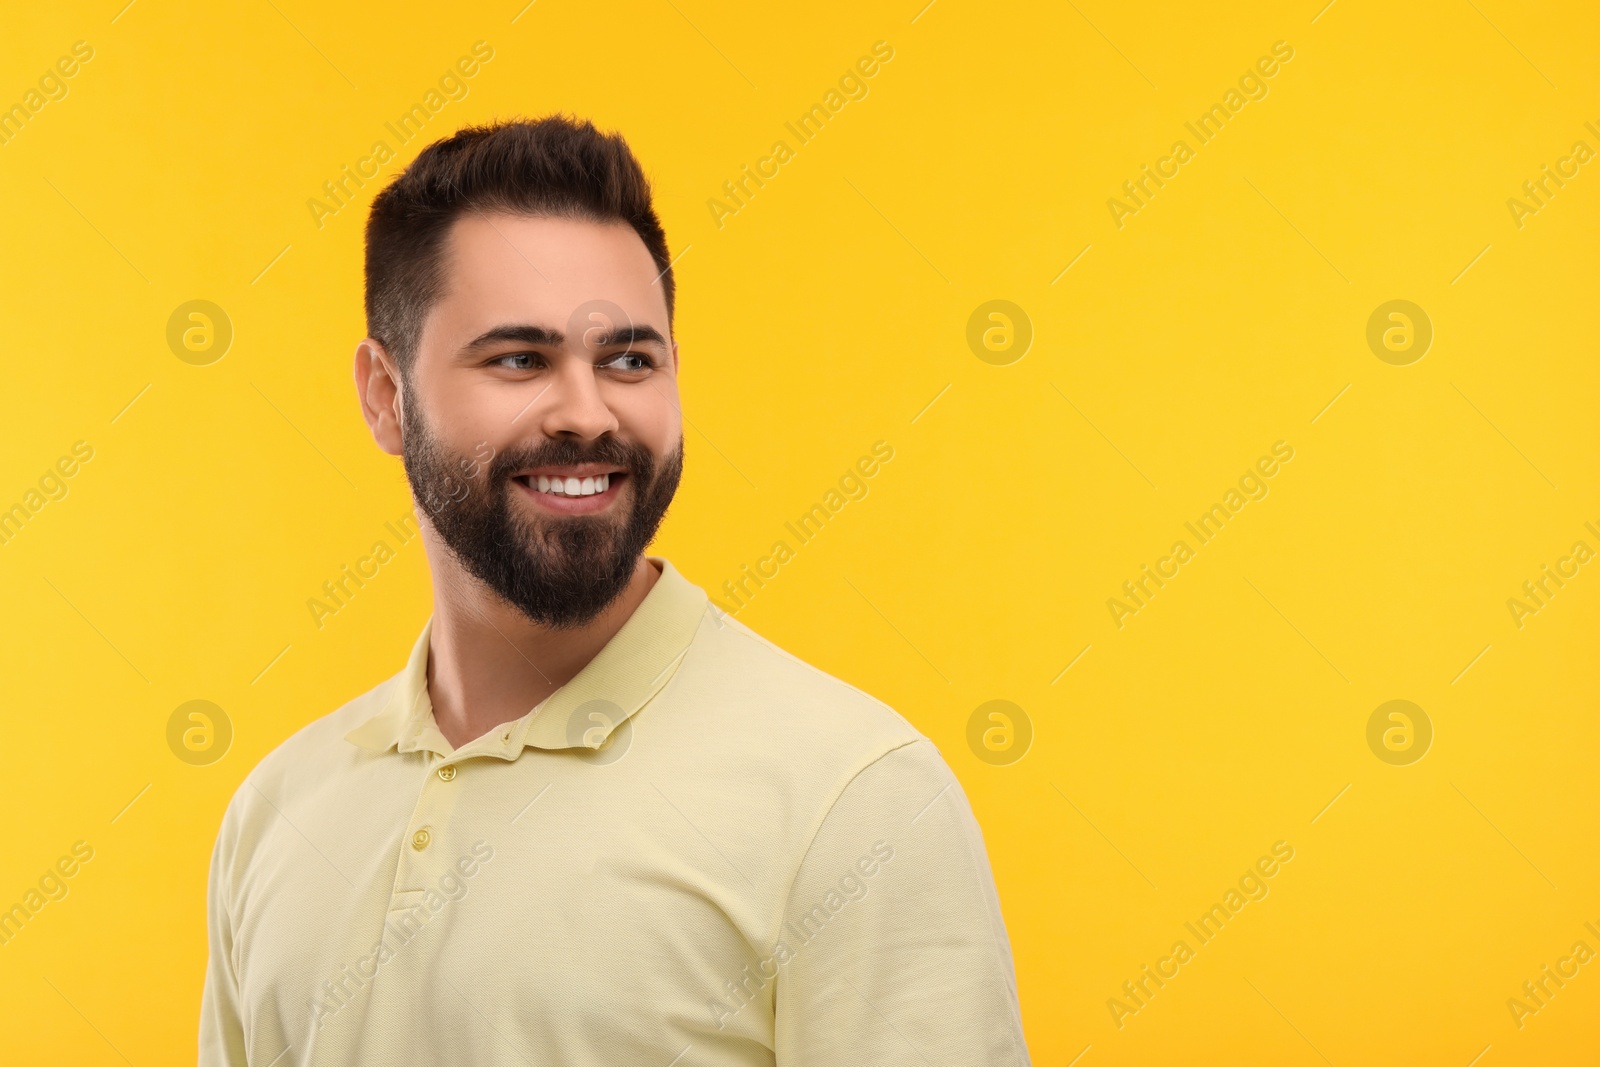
[513,471,628,498]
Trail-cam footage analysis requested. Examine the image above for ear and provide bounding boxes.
[670,339,679,376]
[354,338,405,457]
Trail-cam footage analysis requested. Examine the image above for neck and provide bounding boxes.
[420,530,662,751]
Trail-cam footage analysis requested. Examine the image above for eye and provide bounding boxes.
[493,352,539,371]
[603,351,654,372]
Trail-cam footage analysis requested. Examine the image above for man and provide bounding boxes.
[200,114,1030,1066]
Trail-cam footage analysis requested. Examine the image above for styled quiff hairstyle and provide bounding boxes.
[363,113,674,373]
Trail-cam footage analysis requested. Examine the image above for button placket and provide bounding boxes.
[386,753,466,908]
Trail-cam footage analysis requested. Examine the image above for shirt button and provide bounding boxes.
[437,765,457,782]
[412,827,432,851]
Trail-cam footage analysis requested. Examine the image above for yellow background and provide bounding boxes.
[2,0,1597,1062]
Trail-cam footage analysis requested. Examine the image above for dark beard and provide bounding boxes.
[401,394,683,629]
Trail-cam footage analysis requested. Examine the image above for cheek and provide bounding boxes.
[612,380,681,451]
[418,369,527,450]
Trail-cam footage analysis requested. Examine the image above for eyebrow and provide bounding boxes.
[459,321,669,354]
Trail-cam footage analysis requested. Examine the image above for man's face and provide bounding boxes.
[398,213,683,628]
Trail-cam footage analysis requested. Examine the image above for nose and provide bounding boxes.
[534,354,619,440]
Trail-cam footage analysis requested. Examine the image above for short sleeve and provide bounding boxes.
[773,738,1031,1065]
[198,801,249,1067]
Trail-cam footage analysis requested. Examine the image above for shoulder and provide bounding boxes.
[214,671,400,846]
[255,674,396,783]
[668,604,931,778]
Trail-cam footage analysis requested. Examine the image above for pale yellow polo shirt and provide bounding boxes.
[200,557,1030,1066]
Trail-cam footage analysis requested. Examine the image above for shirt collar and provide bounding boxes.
[344,556,708,760]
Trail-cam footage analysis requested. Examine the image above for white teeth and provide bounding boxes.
[532,473,611,497]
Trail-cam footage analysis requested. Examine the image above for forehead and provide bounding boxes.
[424,213,669,349]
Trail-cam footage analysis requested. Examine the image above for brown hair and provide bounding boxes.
[363,113,674,372]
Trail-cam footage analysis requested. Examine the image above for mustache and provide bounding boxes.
[486,435,654,482]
